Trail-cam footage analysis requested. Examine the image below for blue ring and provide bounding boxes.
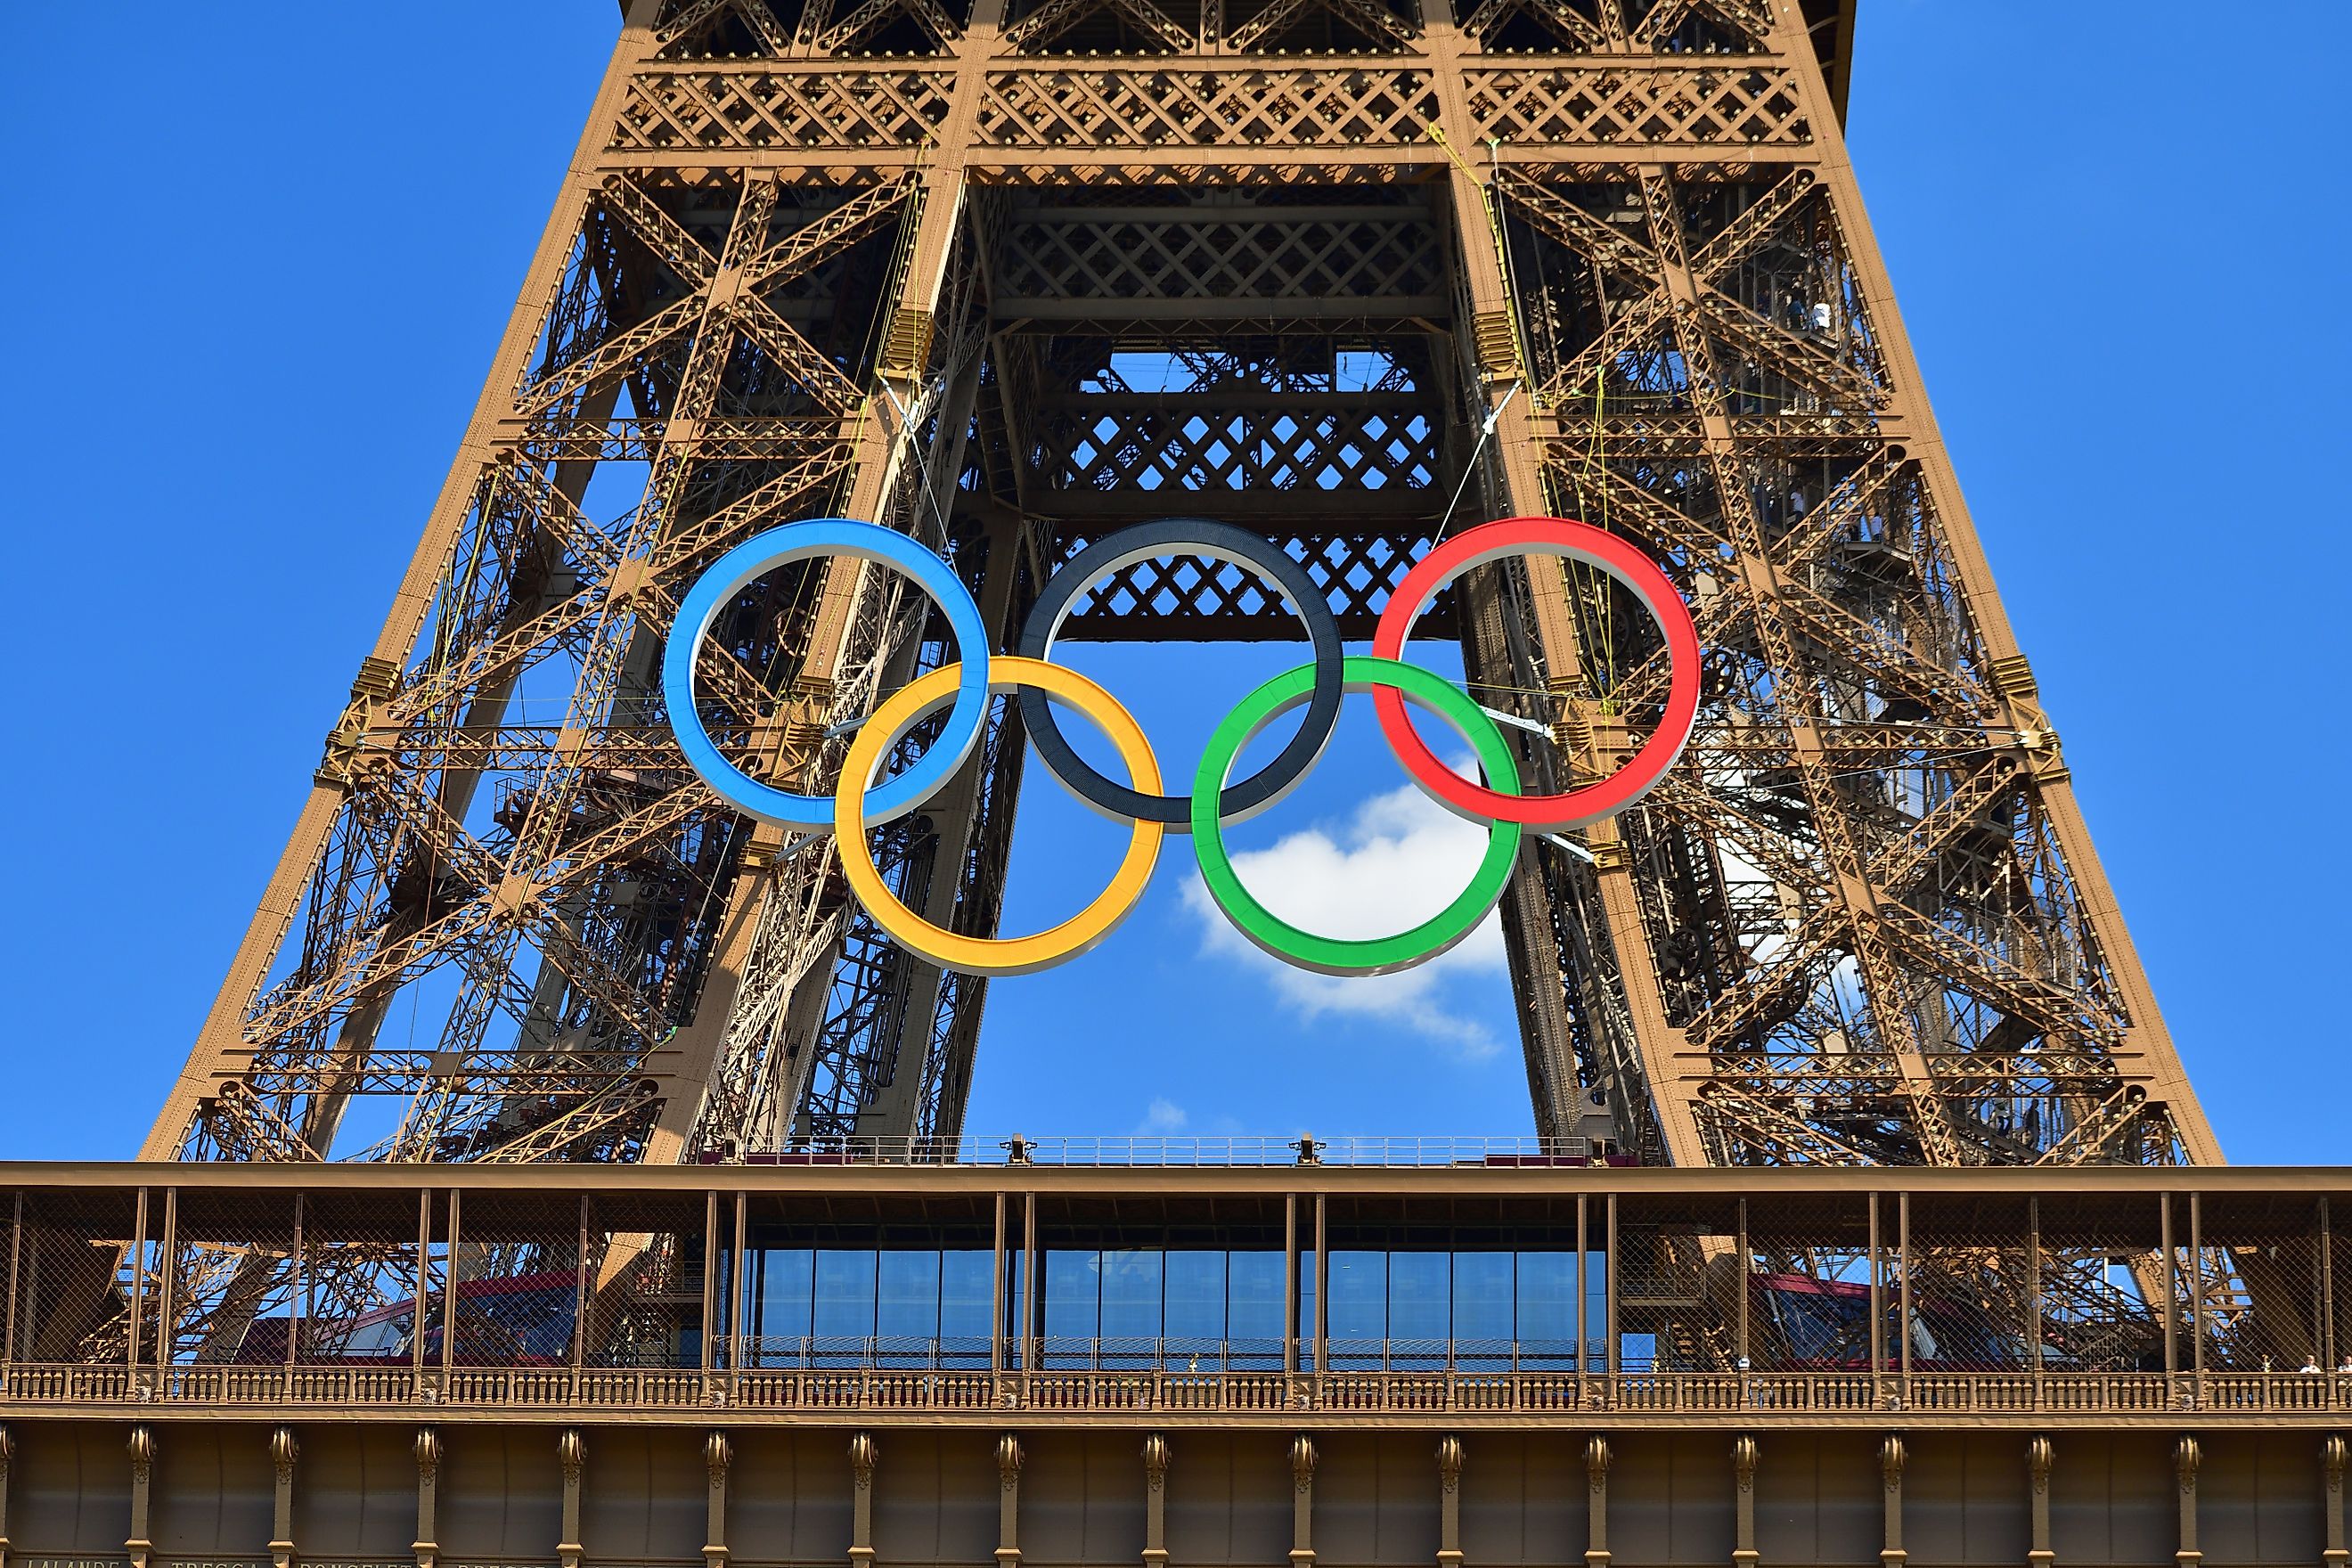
[661,519,992,833]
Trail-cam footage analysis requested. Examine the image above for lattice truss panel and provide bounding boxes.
[788,186,1476,1147]
[165,168,952,1172]
[968,188,1466,656]
[143,0,2213,1352]
[1483,160,2185,1169]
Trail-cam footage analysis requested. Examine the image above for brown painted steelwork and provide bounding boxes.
[3,1424,2346,1568]
[4,1164,2351,1567]
[131,0,2216,1225]
[4,1162,2348,1425]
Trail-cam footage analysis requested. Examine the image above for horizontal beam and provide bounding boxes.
[1025,488,1440,519]
[1036,390,1435,411]
[9,1160,2345,1200]
[1055,609,1417,641]
[615,52,1810,76]
[4,1370,2349,1431]
[1004,201,1436,222]
[996,295,1447,321]
[596,145,1817,173]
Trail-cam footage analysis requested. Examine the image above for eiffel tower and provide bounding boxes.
[135,0,2216,1179]
[6,6,2349,1547]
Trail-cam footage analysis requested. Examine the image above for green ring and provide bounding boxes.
[1189,655,1523,978]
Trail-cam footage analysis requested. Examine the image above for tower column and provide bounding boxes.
[2174,1435,2201,1568]
[995,1434,1023,1568]
[1436,1437,1464,1568]
[2027,1437,2054,1568]
[1289,1435,1317,1568]
[269,1428,298,1568]
[0,1425,13,1568]
[1878,1436,1905,1568]
[2322,1435,2347,1568]
[126,1427,154,1568]
[136,1,674,1163]
[1141,1434,1170,1568]
[849,1433,878,1568]
[558,1431,586,1568]
[704,1433,731,1568]
[1584,1436,1610,1568]
[412,1429,439,1568]
[1731,1435,1759,1568]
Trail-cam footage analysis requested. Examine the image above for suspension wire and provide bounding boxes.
[1423,120,1534,547]
[1434,380,1519,541]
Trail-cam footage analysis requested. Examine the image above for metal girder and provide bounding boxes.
[148,0,2220,1281]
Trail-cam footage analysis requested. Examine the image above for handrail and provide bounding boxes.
[5,1364,2347,1417]
[703,1134,1603,1166]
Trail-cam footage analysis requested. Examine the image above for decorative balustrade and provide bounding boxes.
[4,1360,2348,1420]
[2,1164,2341,1430]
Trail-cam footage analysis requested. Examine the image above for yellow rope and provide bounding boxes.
[1424,122,1538,404]
[1428,120,1638,728]
[836,142,936,515]
[1582,368,1617,704]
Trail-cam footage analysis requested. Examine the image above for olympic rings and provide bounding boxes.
[1191,657,1522,978]
[1372,516,1702,830]
[837,657,1164,977]
[662,520,992,833]
[665,513,1700,979]
[1017,519,1343,832]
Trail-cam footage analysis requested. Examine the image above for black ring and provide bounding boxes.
[1017,519,1345,832]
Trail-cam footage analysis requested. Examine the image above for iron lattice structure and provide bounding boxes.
[145,0,2219,1180]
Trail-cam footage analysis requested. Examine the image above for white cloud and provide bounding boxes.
[1137,1096,1188,1135]
[1179,771,1508,1060]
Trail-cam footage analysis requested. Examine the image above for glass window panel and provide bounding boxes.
[1043,1248,1099,1367]
[941,1249,993,1368]
[1328,1249,1384,1367]
[1296,1253,1317,1372]
[1516,1251,1578,1371]
[1165,1251,1226,1364]
[1453,1252,1514,1365]
[1585,1249,1610,1370]
[755,1248,813,1364]
[1101,1249,1163,1366]
[1003,1249,1027,1368]
[1228,1251,1283,1344]
[877,1250,941,1366]
[1389,1251,1450,1367]
[813,1249,878,1364]
[715,1248,739,1347]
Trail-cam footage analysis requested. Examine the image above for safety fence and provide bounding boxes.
[701,1135,1605,1165]
[2,1360,2348,1417]
[2,1169,2344,1411]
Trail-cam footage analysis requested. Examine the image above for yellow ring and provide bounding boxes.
[836,656,1164,977]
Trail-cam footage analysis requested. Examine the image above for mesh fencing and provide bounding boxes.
[2038,1194,2164,1374]
[581,1190,706,1370]
[446,1188,584,1368]
[167,1188,301,1366]
[1740,1194,1877,1373]
[9,1186,140,1366]
[2192,1194,2330,1376]
[1898,1190,2035,1373]
[1611,1196,1738,1374]
[0,1179,2341,1420]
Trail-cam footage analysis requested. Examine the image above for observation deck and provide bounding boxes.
[2,1160,2346,1568]
[3,1158,2344,1430]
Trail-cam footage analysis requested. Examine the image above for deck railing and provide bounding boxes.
[3,1164,2342,1423]
[4,1362,2347,1418]
[701,1135,1604,1166]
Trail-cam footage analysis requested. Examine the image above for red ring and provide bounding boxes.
[1371,516,1702,830]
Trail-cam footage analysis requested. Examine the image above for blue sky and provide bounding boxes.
[0,4,2342,1162]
